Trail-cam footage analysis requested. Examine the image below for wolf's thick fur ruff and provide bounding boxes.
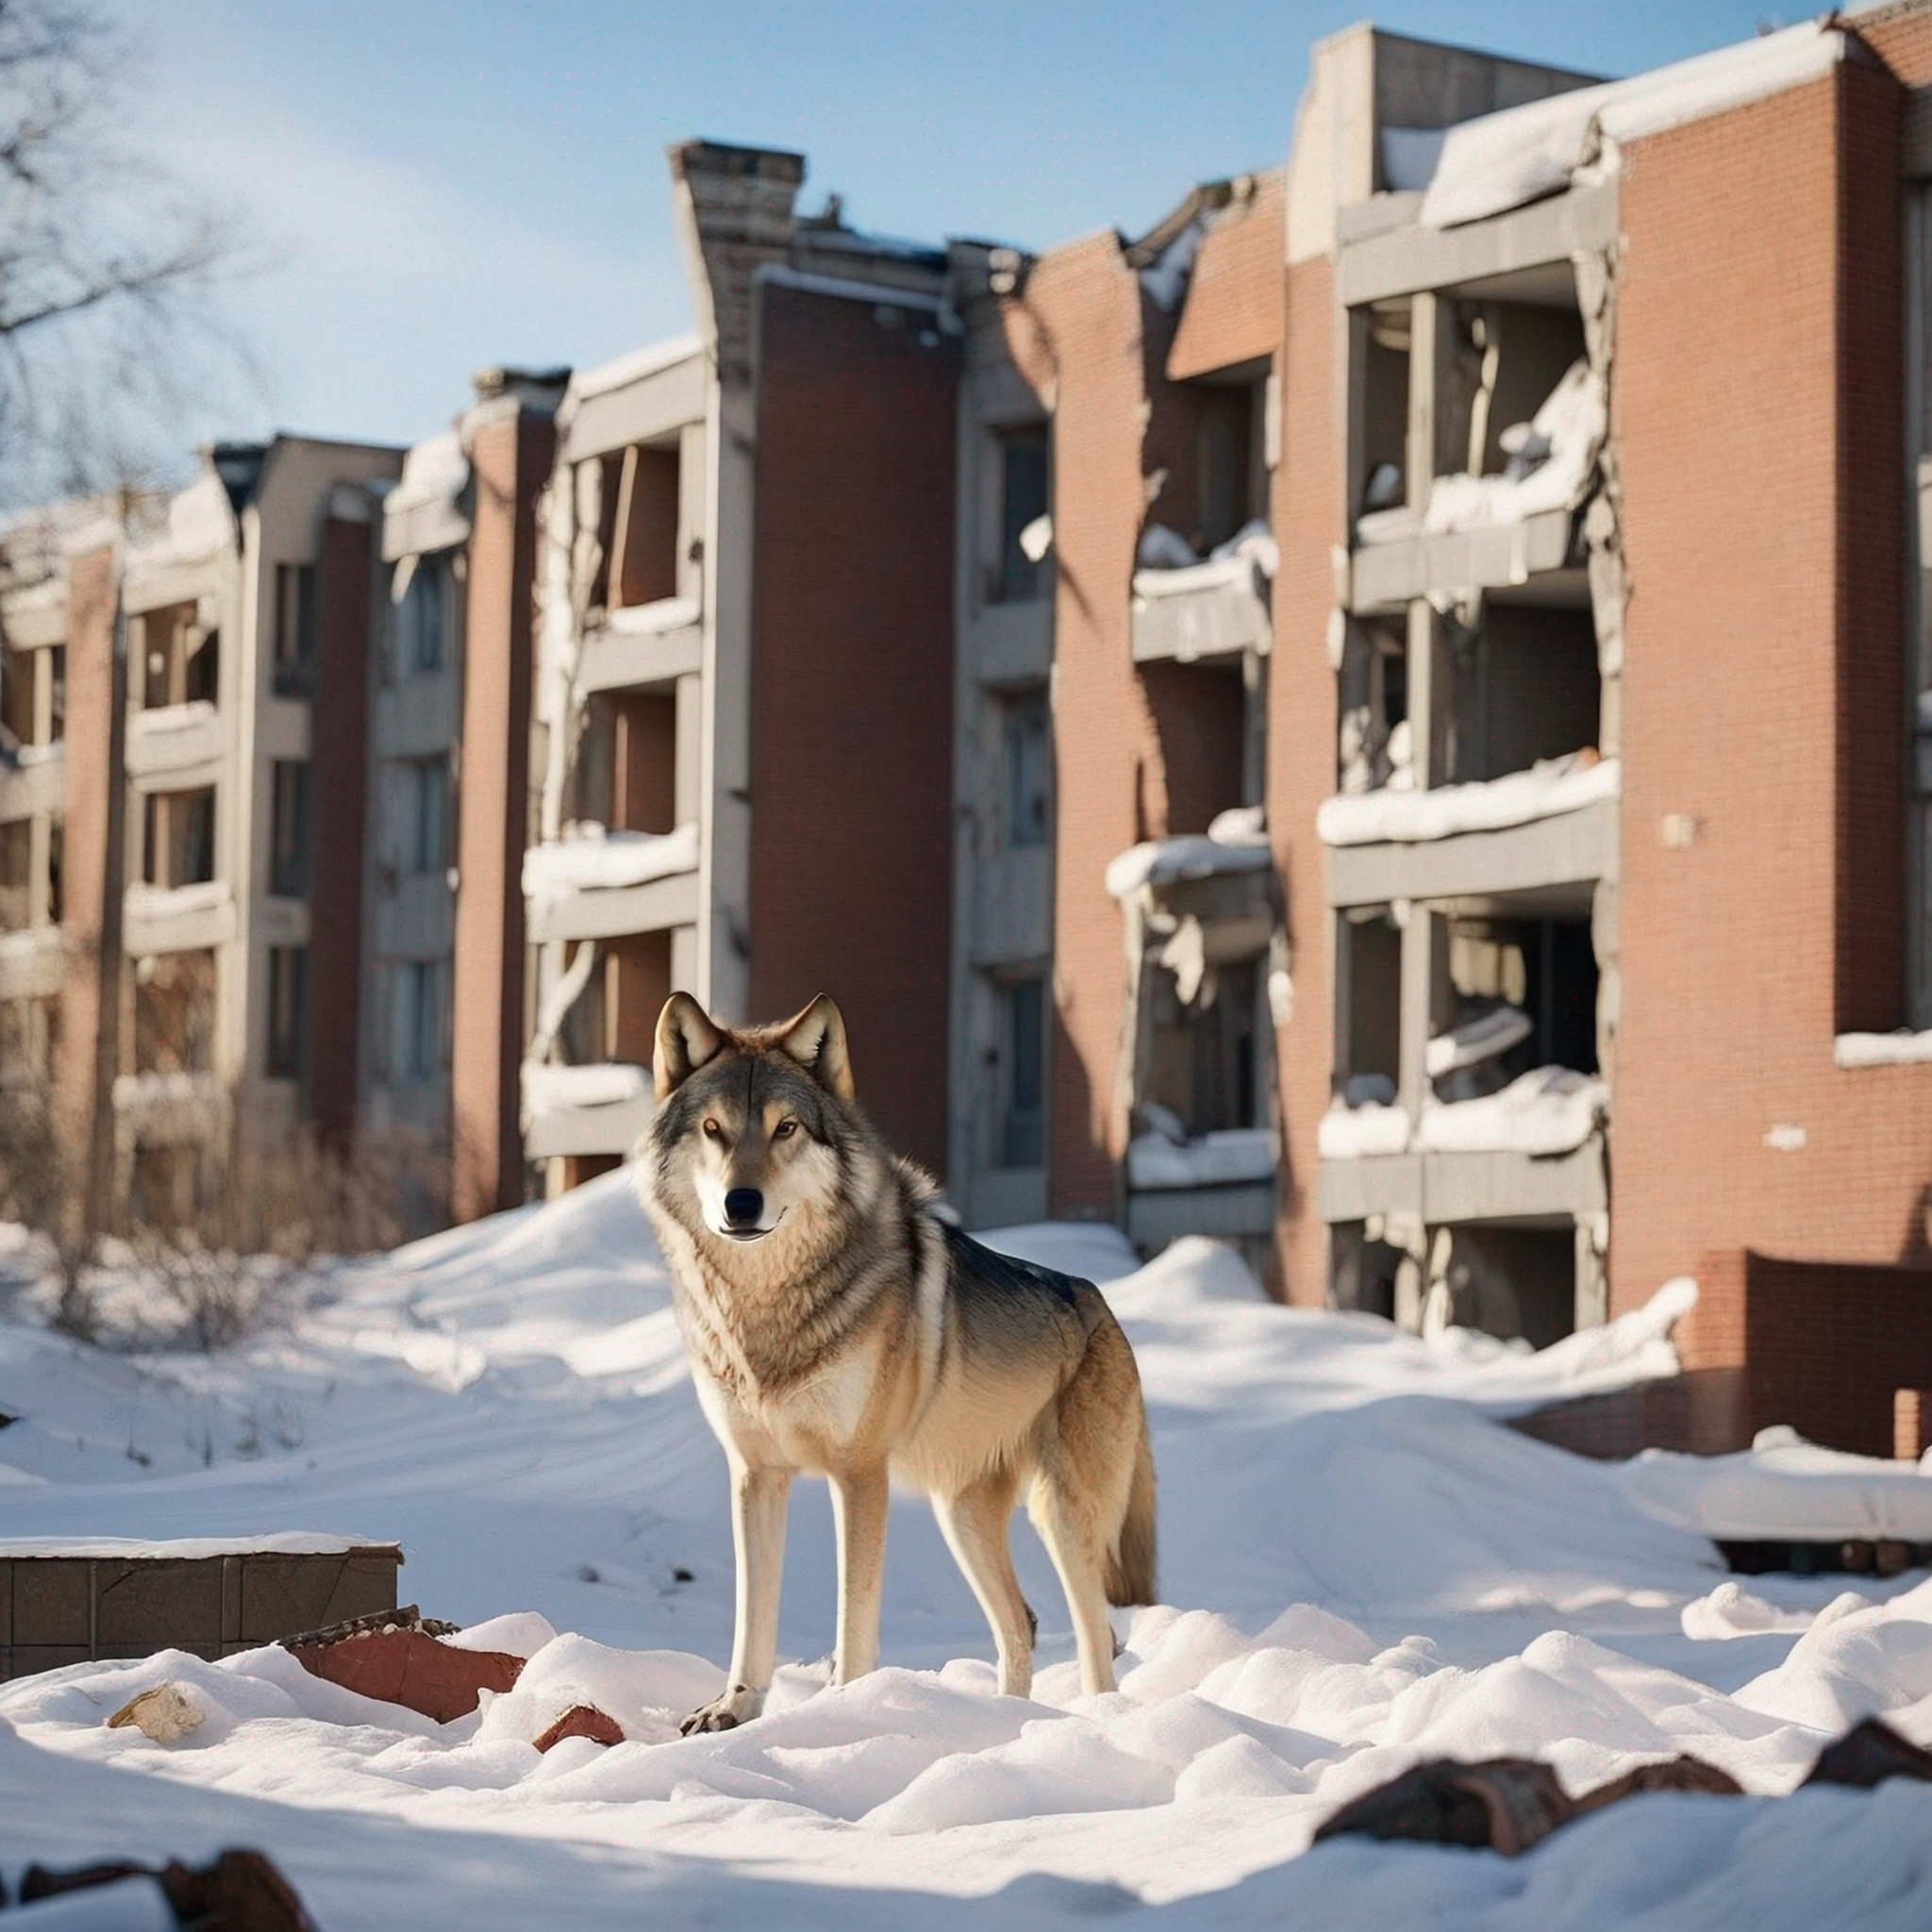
[637,991,1157,1732]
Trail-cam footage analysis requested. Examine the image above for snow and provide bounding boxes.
[4,1183,1932,1926]
[125,474,230,572]
[1835,1029,1932,1070]
[1106,810,1271,898]
[521,1060,651,1118]
[1422,358,1604,534]
[1318,1067,1607,1160]
[1317,752,1617,846]
[1138,221,1204,311]
[1125,1127,1275,1191]
[384,431,470,520]
[0,1534,391,1559]
[607,593,700,637]
[570,332,705,403]
[127,698,215,736]
[523,822,699,903]
[1425,1005,1533,1078]
[1416,1067,1607,1158]
[121,878,227,918]
[1419,20,1846,231]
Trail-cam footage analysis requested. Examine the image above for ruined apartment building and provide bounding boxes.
[374,371,566,1224]
[513,142,1035,1205]
[1001,5,1932,1457]
[0,437,402,1220]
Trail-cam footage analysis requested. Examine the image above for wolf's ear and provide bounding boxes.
[775,993,854,1101]
[655,992,724,1099]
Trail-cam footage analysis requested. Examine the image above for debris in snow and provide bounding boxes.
[286,1607,525,1724]
[1422,359,1604,534]
[1416,1066,1606,1158]
[1315,1755,1576,1855]
[1802,1717,1932,1791]
[107,1683,205,1744]
[17,1851,314,1931]
[523,822,699,904]
[1420,20,1846,230]
[1125,1127,1275,1192]
[1105,812,1271,898]
[1425,1005,1533,1079]
[533,1704,625,1752]
[1317,750,1615,846]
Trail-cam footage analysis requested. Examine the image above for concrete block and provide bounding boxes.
[13,1559,91,1645]
[323,1554,401,1627]
[95,1559,224,1657]
[240,1556,341,1642]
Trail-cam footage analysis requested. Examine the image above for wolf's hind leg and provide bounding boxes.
[1030,1469,1121,1698]
[683,1461,791,1734]
[934,1465,1032,1699]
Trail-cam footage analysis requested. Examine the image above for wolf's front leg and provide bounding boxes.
[830,1463,890,1685]
[683,1461,792,1733]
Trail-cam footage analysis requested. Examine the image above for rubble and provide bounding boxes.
[283,1605,524,1724]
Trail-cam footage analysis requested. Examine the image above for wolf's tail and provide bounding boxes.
[1104,1413,1157,1607]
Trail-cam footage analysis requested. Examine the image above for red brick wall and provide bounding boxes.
[1168,177,1284,382]
[54,547,117,1144]
[1679,1248,1932,1457]
[451,408,552,1220]
[1269,254,1342,1306]
[746,282,957,1174]
[306,516,372,1138]
[1610,69,1932,1307]
[1857,7,1932,88]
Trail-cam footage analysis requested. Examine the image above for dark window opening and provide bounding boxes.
[1002,689,1051,849]
[274,564,317,698]
[994,426,1050,605]
[1001,974,1046,1169]
[142,787,216,889]
[132,950,215,1075]
[270,761,312,897]
[267,946,308,1081]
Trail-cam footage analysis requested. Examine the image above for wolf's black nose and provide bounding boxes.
[724,1188,764,1228]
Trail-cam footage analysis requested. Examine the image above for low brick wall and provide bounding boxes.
[0,1542,401,1680]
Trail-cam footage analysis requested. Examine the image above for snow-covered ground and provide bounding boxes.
[2,1179,1931,1928]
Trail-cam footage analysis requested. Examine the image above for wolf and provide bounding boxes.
[636,991,1157,1733]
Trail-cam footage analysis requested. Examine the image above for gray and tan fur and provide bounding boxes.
[637,991,1156,1732]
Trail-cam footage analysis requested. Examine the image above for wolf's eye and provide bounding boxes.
[702,1118,723,1141]
[772,1119,798,1141]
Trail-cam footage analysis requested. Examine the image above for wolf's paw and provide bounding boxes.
[679,1683,763,1734]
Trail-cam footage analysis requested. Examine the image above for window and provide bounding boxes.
[1000,975,1046,1169]
[0,821,29,926]
[133,950,215,1075]
[47,645,64,742]
[274,564,316,697]
[387,957,448,1086]
[142,787,215,888]
[994,426,1050,604]
[138,603,215,710]
[391,557,447,678]
[406,758,449,874]
[1002,690,1050,849]
[267,946,308,1079]
[270,761,311,897]
[0,647,32,744]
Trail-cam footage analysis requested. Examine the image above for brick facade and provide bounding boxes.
[451,408,552,1219]
[1609,69,1932,1310]
[746,281,958,1174]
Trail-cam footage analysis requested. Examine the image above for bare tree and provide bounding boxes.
[0,0,249,504]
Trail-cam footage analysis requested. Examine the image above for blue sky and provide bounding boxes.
[139,1,1775,456]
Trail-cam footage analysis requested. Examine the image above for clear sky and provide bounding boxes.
[137,1,1775,458]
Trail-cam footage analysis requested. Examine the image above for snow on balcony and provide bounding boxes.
[1318,1065,1606,1161]
[1125,1126,1275,1192]
[1317,752,1616,848]
[1106,806,1271,899]
[521,1060,651,1120]
[524,823,698,905]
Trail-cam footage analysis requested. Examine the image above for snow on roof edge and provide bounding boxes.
[1420,20,1846,231]
[571,331,706,405]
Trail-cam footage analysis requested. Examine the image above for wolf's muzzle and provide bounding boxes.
[724,1188,765,1232]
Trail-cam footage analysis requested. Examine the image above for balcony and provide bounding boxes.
[1321,754,1618,909]
[0,742,62,824]
[1314,1067,1607,1225]
[124,879,234,956]
[1130,550,1272,666]
[576,595,703,696]
[0,924,64,1000]
[127,701,222,788]
[1348,359,1602,613]
[1124,1127,1276,1247]
[523,823,699,945]
[112,1070,225,1147]
[521,1059,653,1161]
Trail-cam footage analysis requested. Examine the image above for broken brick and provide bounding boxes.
[533,1703,625,1752]
[289,1625,523,1724]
